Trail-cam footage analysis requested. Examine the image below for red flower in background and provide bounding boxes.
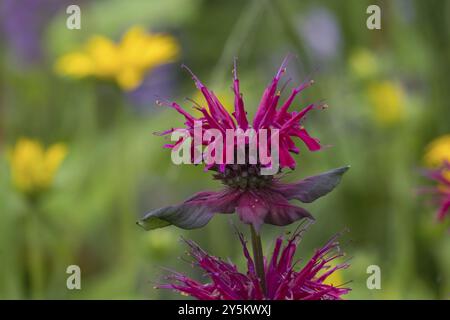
[423,161,450,222]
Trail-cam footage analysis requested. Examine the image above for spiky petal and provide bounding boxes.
[422,161,450,222]
[157,58,321,170]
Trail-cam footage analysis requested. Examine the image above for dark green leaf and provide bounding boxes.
[280,166,350,203]
[137,203,215,231]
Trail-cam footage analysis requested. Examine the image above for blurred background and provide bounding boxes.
[1,0,449,299]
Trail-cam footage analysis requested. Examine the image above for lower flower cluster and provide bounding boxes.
[157,228,350,300]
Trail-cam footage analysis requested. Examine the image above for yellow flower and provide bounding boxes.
[424,134,450,183]
[55,26,180,91]
[349,48,378,79]
[424,134,450,167]
[8,138,68,195]
[367,81,406,125]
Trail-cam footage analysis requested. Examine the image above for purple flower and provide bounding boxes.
[422,161,450,222]
[299,7,342,63]
[158,228,350,300]
[138,58,349,232]
[159,57,322,170]
[1,0,68,65]
[127,64,177,113]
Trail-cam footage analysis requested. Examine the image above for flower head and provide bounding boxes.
[139,58,349,232]
[299,7,342,62]
[2,0,69,65]
[8,138,67,196]
[348,48,378,79]
[159,57,322,170]
[55,26,179,91]
[424,134,450,167]
[421,135,450,222]
[422,162,450,222]
[157,228,350,300]
[367,80,406,125]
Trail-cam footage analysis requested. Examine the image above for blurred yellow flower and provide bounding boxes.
[367,81,406,125]
[424,134,450,167]
[8,138,68,195]
[55,26,179,91]
[424,135,450,183]
[349,48,378,79]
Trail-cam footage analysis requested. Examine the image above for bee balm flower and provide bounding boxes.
[139,58,349,232]
[157,228,350,300]
[422,135,450,222]
[422,161,450,222]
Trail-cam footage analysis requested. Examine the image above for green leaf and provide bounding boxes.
[280,166,350,203]
[137,203,214,231]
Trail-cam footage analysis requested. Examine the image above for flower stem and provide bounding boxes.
[250,225,266,295]
[26,210,45,299]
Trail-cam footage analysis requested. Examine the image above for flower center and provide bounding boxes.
[214,164,273,190]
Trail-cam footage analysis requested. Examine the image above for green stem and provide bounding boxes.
[26,210,45,299]
[95,82,124,130]
[250,225,266,295]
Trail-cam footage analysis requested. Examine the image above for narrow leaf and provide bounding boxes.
[137,204,214,231]
[279,166,350,203]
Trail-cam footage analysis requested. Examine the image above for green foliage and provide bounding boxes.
[0,0,449,300]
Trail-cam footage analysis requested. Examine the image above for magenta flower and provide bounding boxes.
[423,161,450,222]
[157,228,350,300]
[138,58,349,232]
[158,57,320,170]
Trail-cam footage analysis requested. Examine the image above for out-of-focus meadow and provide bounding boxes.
[1,0,449,299]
